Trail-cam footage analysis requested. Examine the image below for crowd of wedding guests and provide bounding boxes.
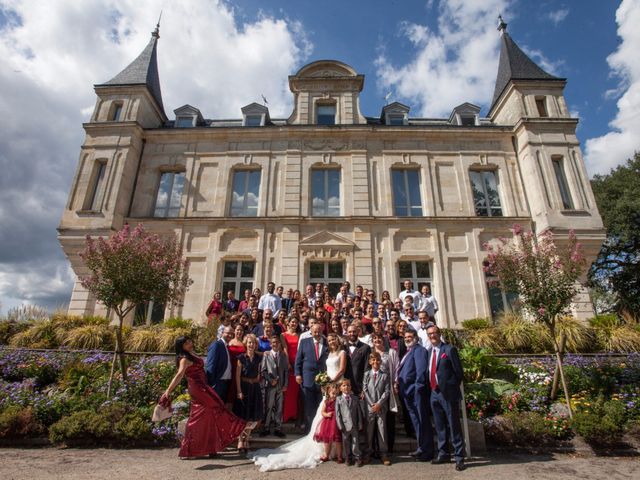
[164,280,465,471]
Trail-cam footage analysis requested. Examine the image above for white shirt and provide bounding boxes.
[221,339,232,380]
[419,294,439,317]
[336,290,355,303]
[428,342,442,386]
[399,289,420,307]
[306,295,316,309]
[258,293,282,316]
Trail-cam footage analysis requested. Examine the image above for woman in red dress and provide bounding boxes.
[281,316,300,424]
[205,291,223,325]
[226,324,246,405]
[162,336,246,458]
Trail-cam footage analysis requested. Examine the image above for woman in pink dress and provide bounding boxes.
[205,291,223,325]
[282,316,300,423]
[162,336,246,458]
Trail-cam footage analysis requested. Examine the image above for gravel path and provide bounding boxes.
[1,448,638,480]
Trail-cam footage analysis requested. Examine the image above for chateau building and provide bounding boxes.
[58,19,605,327]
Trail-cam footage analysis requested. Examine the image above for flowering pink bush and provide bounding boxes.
[79,224,192,383]
[484,226,585,327]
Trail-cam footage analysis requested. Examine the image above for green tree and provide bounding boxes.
[484,225,586,416]
[79,224,192,393]
[589,153,640,317]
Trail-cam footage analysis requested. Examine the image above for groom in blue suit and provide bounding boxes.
[295,323,328,433]
[396,328,433,461]
[205,326,233,400]
[427,324,466,471]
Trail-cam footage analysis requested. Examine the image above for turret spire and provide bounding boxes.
[98,24,164,114]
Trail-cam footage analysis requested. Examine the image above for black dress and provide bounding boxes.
[233,353,263,421]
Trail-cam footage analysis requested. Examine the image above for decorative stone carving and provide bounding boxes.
[304,139,348,151]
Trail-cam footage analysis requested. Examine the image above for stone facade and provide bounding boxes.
[58,28,605,327]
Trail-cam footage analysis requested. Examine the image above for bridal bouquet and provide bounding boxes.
[314,371,330,387]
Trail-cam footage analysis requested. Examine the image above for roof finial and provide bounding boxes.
[152,10,162,38]
[497,14,507,34]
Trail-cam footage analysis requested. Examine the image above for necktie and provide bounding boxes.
[430,349,438,390]
[314,341,319,360]
[373,371,377,383]
[346,395,351,407]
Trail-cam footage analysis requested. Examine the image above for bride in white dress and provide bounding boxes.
[252,333,347,471]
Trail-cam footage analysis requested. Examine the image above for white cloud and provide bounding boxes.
[548,8,569,25]
[375,0,511,117]
[0,0,311,310]
[522,47,564,76]
[584,0,640,176]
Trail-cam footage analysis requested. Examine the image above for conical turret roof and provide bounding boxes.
[98,26,164,113]
[491,22,561,111]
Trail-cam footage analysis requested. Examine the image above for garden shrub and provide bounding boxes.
[497,313,535,352]
[62,325,115,350]
[459,347,513,382]
[462,317,493,330]
[156,327,192,352]
[0,320,32,345]
[529,322,553,353]
[590,314,640,352]
[126,328,159,352]
[9,321,60,349]
[0,405,44,438]
[163,318,193,330]
[572,395,627,445]
[555,316,593,353]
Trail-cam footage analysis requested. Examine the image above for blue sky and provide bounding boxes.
[0,0,636,312]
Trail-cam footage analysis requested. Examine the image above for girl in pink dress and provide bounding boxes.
[313,383,343,463]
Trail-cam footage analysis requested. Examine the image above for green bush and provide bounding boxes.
[162,318,193,329]
[555,316,592,353]
[506,411,551,445]
[573,396,627,445]
[62,325,115,350]
[459,346,514,382]
[49,402,153,446]
[0,405,44,438]
[9,321,60,349]
[126,328,159,352]
[462,317,493,330]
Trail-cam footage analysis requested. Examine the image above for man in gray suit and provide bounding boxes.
[259,335,289,437]
[336,378,363,467]
[363,351,391,465]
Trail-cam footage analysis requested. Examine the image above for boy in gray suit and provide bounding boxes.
[336,378,363,467]
[363,351,391,465]
[260,335,288,437]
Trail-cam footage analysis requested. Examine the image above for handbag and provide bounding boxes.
[152,394,173,422]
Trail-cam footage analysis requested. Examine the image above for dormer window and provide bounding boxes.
[381,102,410,126]
[175,116,195,128]
[388,114,405,126]
[316,104,336,125]
[241,103,270,127]
[173,104,203,129]
[449,102,481,126]
[244,114,263,127]
[459,115,476,126]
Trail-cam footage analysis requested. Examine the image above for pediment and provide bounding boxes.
[299,230,356,248]
[174,104,202,116]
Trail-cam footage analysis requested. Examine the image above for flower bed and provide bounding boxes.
[0,347,187,447]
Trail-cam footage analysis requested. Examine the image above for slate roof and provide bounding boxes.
[98,29,164,113]
[491,31,561,110]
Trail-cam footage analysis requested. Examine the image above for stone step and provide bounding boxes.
[248,433,418,452]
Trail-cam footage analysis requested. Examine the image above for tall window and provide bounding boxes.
[154,172,185,217]
[398,261,431,293]
[110,102,123,121]
[230,170,261,216]
[316,104,336,125]
[392,169,422,216]
[469,170,502,217]
[86,160,107,211]
[485,273,519,320]
[552,157,574,209]
[311,169,340,216]
[535,97,548,117]
[309,262,344,297]
[221,261,255,298]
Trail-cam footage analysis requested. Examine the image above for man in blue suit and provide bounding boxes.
[395,328,433,461]
[205,326,233,401]
[294,323,328,433]
[427,324,466,471]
